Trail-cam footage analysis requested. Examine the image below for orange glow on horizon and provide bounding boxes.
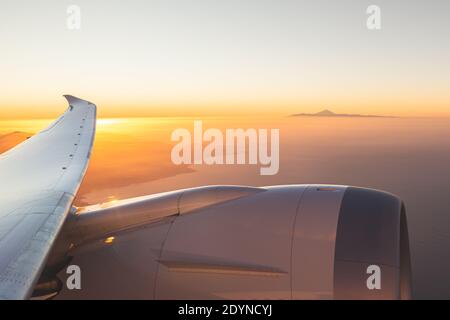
[0,95,450,119]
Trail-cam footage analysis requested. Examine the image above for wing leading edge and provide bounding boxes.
[0,95,96,299]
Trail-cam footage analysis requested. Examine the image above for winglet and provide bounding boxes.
[63,95,95,107]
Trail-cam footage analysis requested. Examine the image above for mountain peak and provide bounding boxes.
[290,109,395,118]
[315,109,335,116]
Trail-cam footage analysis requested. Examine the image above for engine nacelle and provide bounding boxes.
[48,184,411,300]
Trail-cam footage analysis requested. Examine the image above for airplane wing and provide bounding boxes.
[0,95,96,299]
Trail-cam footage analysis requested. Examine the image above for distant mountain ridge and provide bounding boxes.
[290,109,395,118]
[0,131,32,154]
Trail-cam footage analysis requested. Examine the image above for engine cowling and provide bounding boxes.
[47,184,411,300]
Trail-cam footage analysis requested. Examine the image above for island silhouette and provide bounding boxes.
[290,109,395,118]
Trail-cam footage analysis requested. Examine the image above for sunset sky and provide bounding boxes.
[1,1,450,298]
[1,0,450,118]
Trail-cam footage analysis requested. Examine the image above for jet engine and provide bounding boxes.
[39,184,411,300]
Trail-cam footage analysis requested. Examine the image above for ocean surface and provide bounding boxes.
[1,116,450,299]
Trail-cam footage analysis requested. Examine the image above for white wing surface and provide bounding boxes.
[0,95,96,299]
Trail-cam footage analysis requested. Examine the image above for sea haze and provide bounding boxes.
[1,116,449,299]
